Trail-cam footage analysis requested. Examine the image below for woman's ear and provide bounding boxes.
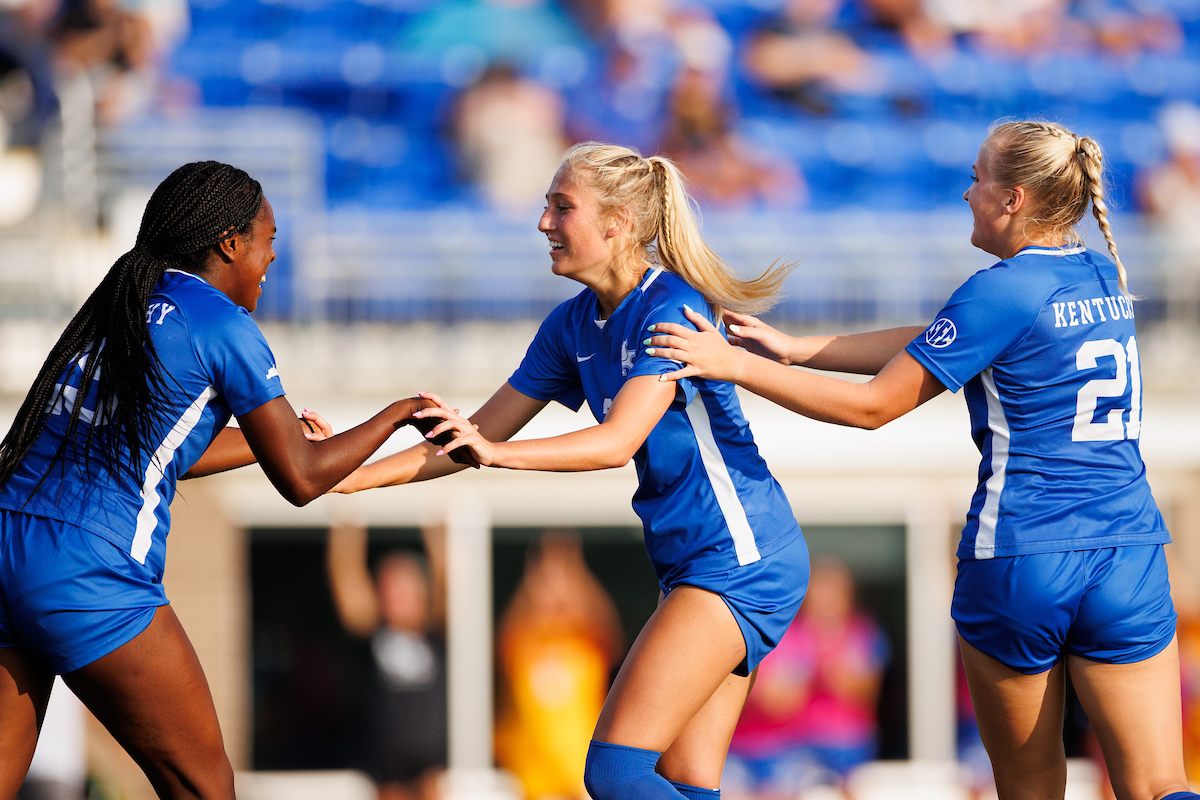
[215,231,240,263]
[605,205,633,239]
[1004,186,1026,215]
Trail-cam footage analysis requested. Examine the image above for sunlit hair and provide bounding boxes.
[985,120,1129,296]
[559,142,792,314]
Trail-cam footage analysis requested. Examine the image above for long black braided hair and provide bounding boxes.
[0,161,264,492]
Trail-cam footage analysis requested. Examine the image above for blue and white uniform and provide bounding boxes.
[906,246,1175,672]
[0,269,285,672]
[509,268,808,674]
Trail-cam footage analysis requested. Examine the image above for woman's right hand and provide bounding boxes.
[723,311,803,366]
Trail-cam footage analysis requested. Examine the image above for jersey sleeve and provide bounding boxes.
[627,280,705,406]
[508,302,586,411]
[198,306,286,416]
[905,264,1045,393]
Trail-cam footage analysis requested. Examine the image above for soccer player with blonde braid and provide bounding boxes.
[335,143,808,800]
[647,120,1197,800]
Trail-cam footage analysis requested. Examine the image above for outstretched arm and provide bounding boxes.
[333,382,550,492]
[183,409,330,479]
[719,310,924,375]
[416,375,676,472]
[648,308,945,430]
[237,396,423,505]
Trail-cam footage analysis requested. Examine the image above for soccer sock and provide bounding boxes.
[669,779,721,799]
[584,740,686,800]
[1158,793,1200,800]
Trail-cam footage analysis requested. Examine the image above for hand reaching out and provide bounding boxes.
[412,391,490,467]
[721,310,799,366]
[301,408,333,441]
[645,306,747,383]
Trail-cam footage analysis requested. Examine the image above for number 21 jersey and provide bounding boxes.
[906,246,1168,560]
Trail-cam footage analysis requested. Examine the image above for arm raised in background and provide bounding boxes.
[719,310,925,376]
[332,382,550,492]
[648,308,945,430]
[416,375,675,472]
[326,521,380,638]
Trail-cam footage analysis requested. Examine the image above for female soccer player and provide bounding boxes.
[0,161,427,799]
[335,143,809,800]
[644,121,1198,800]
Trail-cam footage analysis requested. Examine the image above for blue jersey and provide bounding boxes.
[906,246,1168,560]
[508,268,802,583]
[0,269,285,578]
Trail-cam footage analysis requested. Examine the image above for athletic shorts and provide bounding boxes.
[952,544,1177,674]
[663,533,809,676]
[0,509,168,674]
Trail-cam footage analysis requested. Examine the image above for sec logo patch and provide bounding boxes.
[925,318,957,348]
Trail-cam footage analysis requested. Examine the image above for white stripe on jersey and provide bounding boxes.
[975,368,1010,559]
[684,395,761,566]
[641,267,665,292]
[131,386,217,564]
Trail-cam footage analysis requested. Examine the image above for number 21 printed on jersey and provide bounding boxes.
[1073,336,1141,442]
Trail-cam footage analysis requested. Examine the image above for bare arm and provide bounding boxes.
[183,410,332,479]
[326,521,379,637]
[649,309,945,430]
[239,395,422,505]
[420,375,677,471]
[333,383,549,492]
[720,310,924,375]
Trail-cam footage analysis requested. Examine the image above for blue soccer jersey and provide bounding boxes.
[508,268,802,583]
[906,246,1168,560]
[0,269,285,578]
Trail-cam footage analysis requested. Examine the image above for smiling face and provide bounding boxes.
[538,166,622,285]
[226,196,276,312]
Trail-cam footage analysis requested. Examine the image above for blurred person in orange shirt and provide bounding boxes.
[495,531,624,800]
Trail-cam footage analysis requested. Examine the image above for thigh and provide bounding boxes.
[62,605,234,800]
[657,668,755,790]
[1068,639,1190,800]
[958,636,1068,800]
[0,648,54,800]
[593,585,746,759]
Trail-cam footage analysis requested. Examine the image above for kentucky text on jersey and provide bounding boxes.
[905,245,1167,561]
[508,269,802,584]
[1052,294,1135,328]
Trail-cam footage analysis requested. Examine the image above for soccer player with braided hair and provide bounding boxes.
[0,161,427,799]
[647,120,1197,800]
[334,142,808,800]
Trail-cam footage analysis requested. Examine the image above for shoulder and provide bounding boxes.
[643,269,705,305]
[954,257,1060,316]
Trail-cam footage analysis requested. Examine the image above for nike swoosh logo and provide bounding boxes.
[576,354,594,362]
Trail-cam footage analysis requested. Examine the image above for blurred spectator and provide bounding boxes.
[855,0,951,56]
[494,531,624,800]
[741,0,884,116]
[328,522,448,800]
[0,1,56,226]
[52,0,187,126]
[724,559,888,798]
[453,63,567,212]
[662,64,804,208]
[1138,101,1200,327]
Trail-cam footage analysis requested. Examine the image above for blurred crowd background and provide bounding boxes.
[6,1,1200,799]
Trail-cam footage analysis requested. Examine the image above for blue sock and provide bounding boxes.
[669,779,720,799]
[1158,793,1200,800]
[584,740,685,799]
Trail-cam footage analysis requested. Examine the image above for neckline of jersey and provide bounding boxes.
[592,267,666,329]
[1016,244,1086,257]
[164,268,212,286]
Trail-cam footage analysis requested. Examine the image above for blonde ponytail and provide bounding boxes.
[561,142,793,314]
[1075,136,1129,296]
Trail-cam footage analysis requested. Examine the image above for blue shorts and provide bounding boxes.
[952,545,1177,674]
[664,533,809,676]
[0,510,168,674]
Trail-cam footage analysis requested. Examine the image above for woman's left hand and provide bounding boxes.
[301,408,334,441]
[646,306,745,383]
[413,391,496,467]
